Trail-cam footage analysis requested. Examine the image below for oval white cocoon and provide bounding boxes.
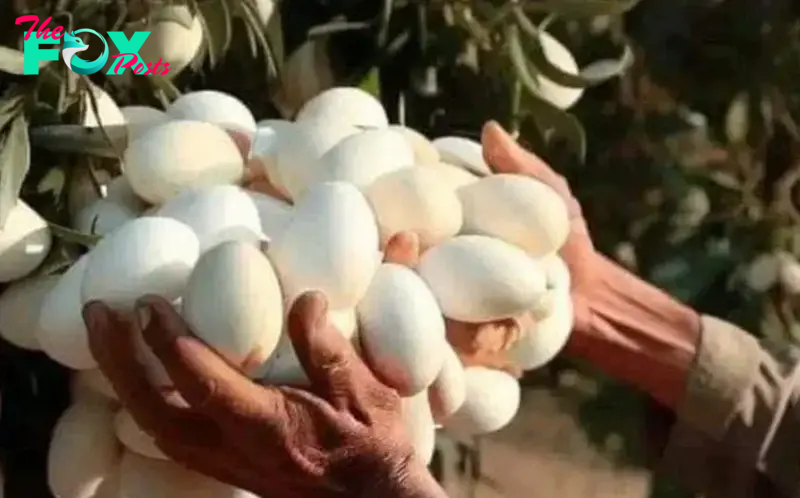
[104,176,147,213]
[245,191,292,242]
[542,253,571,291]
[136,6,204,77]
[274,119,358,199]
[167,90,256,134]
[121,106,170,142]
[123,120,244,204]
[48,400,122,498]
[432,136,491,176]
[73,198,138,236]
[0,200,52,283]
[417,235,548,322]
[268,182,380,308]
[182,241,283,373]
[366,167,462,247]
[38,256,96,369]
[295,87,388,128]
[426,162,479,190]
[390,125,439,165]
[81,217,200,310]
[357,263,446,395]
[401,391,436,465]
[119,452,258,498]
[428,345,466,423]
[512,291,574,370]
[445,367,520,436]
[115,410,168,460]
[156,185,265,252]
[458,174,570,257]
[72,369,118,403]
[0,274,58,350]
[314,129,415,189]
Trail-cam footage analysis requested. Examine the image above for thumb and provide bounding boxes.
[481,121,563,189]
[287,291,371,402]
[383,231,421,267]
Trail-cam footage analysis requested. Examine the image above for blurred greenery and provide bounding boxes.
[2,0,800,497]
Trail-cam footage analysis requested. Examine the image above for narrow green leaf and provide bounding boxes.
[0,113,30,228]
[31,240,80,277]
[149,73,182,102]
[525,0,641,17]
[198,0,234,68]
[514,10,633,89]
[308,21,372,38]
[507,24,586,162]
[359,68,381,98]
[0,46,26,75]
[0,46,51,75]
[47,222,101,247]
[239,0,281,81]
[0,92,25,131]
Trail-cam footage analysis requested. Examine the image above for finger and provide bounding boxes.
[82,302,203,437]
[445,318,523,378]
[383,231,421,267]
[135,295,276,421]
[287,291,377,407]
[481,121,568,195]
[226,129,252,159]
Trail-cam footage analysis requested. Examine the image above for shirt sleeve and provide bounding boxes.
[657,315,800,497]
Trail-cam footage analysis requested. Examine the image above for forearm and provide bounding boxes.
[566,253,701,408]
[569,254,800,496]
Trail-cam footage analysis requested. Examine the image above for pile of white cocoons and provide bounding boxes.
[0,85,574,498]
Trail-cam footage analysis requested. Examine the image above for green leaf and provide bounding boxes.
[0,46,28,75]
[47,223,101,247]
[198,0,234,68]
[507,25,586,162]
[514,11,633,89]
[359,68,381,98]
[525,0,641,17]
[239,0,281,81]
[0,91,25,131]
[0,113,30,228]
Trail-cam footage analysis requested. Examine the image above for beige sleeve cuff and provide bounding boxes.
[672,315,762,439]
[660,315,800,497]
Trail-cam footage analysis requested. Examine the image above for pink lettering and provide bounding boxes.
[111,53,139,73]
[15,15,63,41]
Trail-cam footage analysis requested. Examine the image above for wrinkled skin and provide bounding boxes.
[441,122,597,374]
[83,121,600,497]
[85,292,418,498]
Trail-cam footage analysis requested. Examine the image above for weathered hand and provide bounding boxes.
[83,289,445,498]
[481,121,595,324]
[383,230,523,376]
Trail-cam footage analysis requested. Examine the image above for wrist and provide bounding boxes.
[566,253,701,408]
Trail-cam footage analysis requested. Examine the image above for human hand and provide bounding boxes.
[422,122,597,375]
[83,290,446,498]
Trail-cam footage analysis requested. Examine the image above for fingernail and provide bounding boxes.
[134,301,151,332]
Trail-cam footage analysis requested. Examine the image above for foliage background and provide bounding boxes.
[3,0,800,497]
